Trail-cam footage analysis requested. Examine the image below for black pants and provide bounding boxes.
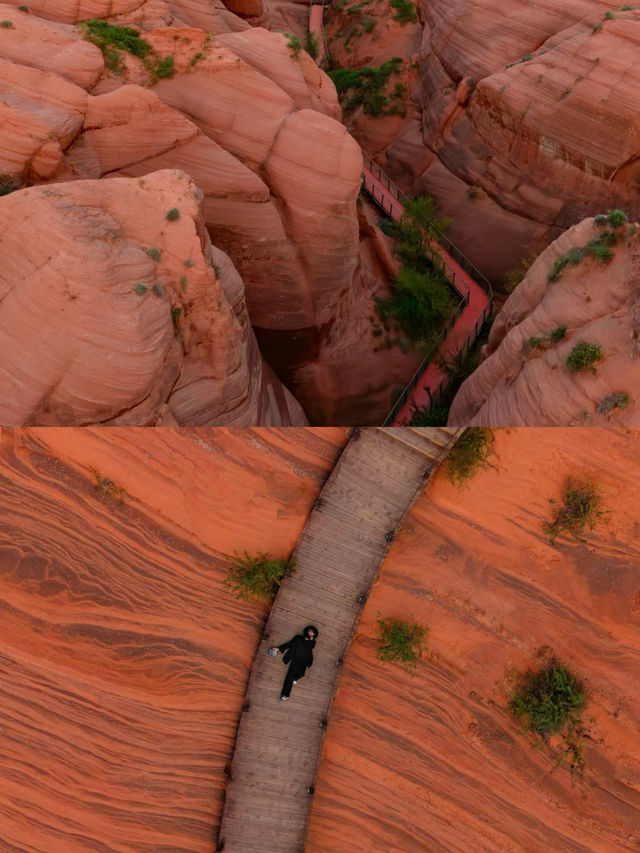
[281,663,304,698]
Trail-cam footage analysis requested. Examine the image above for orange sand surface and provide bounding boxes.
[308,427,640,852]
[0,426,347,852]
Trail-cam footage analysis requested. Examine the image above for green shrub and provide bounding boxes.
[224,551,295,601]
[445,427,493,486]
[363,16,376,31]
[179,275,188,292]
[504,253,536,293]
[607,209,628,226]
[550,325,567,343]
[509,661,585,738]
[133,283,148,295]
[376,615,428,673]
[597,392,629,414]
[524,336,544,351]
[376,265,456,345]
[328,57,403,116]
[80,20,177,78]
[604,10,614,18]
[544,477,607,542]
[566,341,602,373]
[147,248,161,261]
[304,30,319,58]
[156,55,175,78]
[286,33,301,57]
[18,5,29,11]
[0,19,14,27]
[390,0,417,23]
[165,208,180,221]
[81,20,151,60]
[548,255,569,282]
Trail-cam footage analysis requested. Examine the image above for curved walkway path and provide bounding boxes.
[217,427,460,852]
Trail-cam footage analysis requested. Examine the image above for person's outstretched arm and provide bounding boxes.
[277,636,296,653]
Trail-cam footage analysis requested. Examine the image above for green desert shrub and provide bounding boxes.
[566,341,602,373]
[445,427,493,486]
[509,661,585,738]
[597,392,629,414]
[81,20,151,60]
[550,325,567,343]
[304,30,319,58]
[286,33,301,57]
[376,615,428,673]
[224,552,295,601]
[390,0,417,23]
[165,208,180,221]
[376,266,456,346]
[328,57,403,116]
[156,55,175,78]
[544,477,607,542]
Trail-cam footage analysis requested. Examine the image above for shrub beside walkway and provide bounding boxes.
[217,427,460,852]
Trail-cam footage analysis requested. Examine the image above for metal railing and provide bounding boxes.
[362,155,493,299]
[381,293,468,426]
[361,174,471,305]
[383,298,492,426]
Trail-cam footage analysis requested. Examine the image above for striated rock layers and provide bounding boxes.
[307,427,640,852]
[448,216,640,426]
[341,0,640,283]
[0,170,307,425]
[0,8,418,424]
[0,425,348,851]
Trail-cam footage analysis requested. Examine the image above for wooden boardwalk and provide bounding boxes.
[217,427,460,853]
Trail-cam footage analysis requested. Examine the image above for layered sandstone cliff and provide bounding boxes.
[331,0,640,283]
[1,7,419,424]
[308,427,640,852]
[0,426,348,851]
[448,216,640,426]
[0,170,307,425]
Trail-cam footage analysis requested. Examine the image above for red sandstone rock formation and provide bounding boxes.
[0,9,418,424]
[307,427,640,851]
[333,0,640,283]
[0,426,348,851]
[0,170,306,425]
[448,216,640,426]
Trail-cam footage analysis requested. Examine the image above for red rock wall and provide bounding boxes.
[0,426,347,851]
[448,217,640,426]
[308,427,640,852]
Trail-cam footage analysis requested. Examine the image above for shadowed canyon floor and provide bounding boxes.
[0,427,347,852]
[307,428,640,852]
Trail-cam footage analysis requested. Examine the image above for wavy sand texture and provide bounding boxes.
[308,427,640,852]
[0,426,347,852]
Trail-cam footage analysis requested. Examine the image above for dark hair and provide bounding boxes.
[304,624,319,640]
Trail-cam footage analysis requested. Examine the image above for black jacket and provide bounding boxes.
[278,630,317,679]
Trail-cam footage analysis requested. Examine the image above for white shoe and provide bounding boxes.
[279,696,288,702]
[293,681,298,685]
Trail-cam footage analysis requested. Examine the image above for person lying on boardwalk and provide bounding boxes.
[270,625,319,702]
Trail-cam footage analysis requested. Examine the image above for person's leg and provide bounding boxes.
[280,664,295,698]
